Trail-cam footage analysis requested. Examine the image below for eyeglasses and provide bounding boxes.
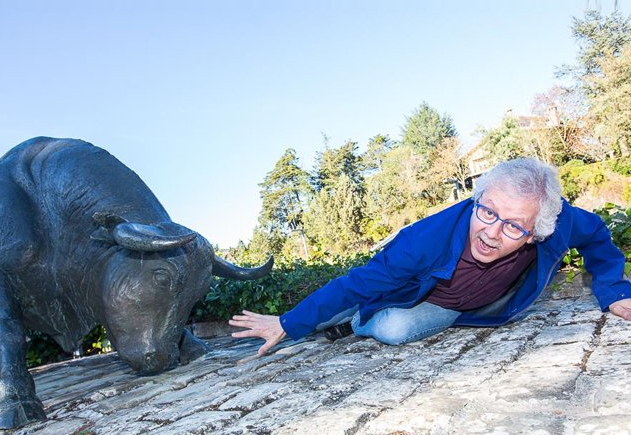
[473,202,531,240]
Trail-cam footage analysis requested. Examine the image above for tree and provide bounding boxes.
[312,141,364,192]
[560,9,631,81]
[423,137,470,203]
[258,149,312,258]
[364,146,428,237]
[586,44,631,158]
[530,86,586,165]
[401,102,457,167]
[362,134,395,174]
[480,116,528,164]
[555,8,631,160]
[242,225,286,265]
[303,174,367,255]
[305,141,367,255]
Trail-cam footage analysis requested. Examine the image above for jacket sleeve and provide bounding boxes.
[567,204,631,311]
[279,226,427,340]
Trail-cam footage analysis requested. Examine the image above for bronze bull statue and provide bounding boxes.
[0,137,273,428]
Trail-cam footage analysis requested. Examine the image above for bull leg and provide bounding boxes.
[178,328,211,365]
[0,280,46,429]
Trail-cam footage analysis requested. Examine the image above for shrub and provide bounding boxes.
[594,203,631,275]
[558,160,607,202]
[605,156,631,176]
[562,203,631,280]
[26,325,111,369]
[191,252,372,322]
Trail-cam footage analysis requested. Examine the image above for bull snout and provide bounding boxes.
[141,351,177,375]
[122,349,179,375]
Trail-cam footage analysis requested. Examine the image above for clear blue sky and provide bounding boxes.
[0,1,626,248]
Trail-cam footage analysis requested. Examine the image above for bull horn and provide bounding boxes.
[212,254,274,280]
[113,222,197,252]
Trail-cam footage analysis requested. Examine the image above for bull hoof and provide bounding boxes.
[0,399,46,429]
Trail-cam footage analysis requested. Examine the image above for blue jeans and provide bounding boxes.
[350,302,461,345]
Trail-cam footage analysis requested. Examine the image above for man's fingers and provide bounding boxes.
[258,338,279,356]
[616,308,631,320]
[231,329,261,339]
[258,343,271,356]
[242,310,265,318]
[231,315,252,321]
[611,306,631,320]
[228,319,258,328]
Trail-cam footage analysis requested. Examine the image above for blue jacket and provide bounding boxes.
[280,198,631,340]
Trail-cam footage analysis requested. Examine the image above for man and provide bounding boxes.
[230,158,631,355]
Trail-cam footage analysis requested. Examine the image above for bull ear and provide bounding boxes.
[91,212,129,244]
[113,222,197,252]
[92,212,128,228]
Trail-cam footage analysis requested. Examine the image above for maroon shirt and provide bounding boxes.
[425,237,537,310]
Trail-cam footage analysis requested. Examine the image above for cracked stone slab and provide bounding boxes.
[573,415,631,435]
[143,411,241,435]
[531,322,596,347]
[599,316,631,345]
[217,382,294,411]
[228,391,324,433]
[274,407,377,435]
[7,280,631,435]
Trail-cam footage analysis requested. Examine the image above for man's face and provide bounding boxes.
[469,186,538,263]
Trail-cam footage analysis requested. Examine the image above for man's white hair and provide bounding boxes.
[473,158,563,242]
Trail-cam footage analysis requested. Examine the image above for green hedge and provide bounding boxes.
[191,253,372,321]
[562,203,631,281]
[559,159,607,202]
[26,325,111,368]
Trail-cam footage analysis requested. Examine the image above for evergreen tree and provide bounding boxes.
[305,141,367,254]
[558,8,631,159]
[258,149,312,258]
[480,116,528,164]
[401,102,457,167]
[364,146,428,237]
[362,134,395,174]
[587,44,631,158]
[560,9,631,81]
[312,141,364,193]
[303,174,367,255]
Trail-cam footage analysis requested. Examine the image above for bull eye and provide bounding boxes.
[153,269,172,289]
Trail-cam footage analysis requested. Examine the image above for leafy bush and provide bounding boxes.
[26,325,112,369]
[26,331,67,368]
[558,159,608,202]
[561,203,631,280]
[623,184,631,204]
[191,253,372,322]
[605,156,631,176]
[594,203,631,276]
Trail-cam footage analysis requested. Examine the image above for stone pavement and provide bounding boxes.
[4,277,631,435]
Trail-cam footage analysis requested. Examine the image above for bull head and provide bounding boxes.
[90,212,273,374]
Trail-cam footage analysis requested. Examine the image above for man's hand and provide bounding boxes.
[609,298,631,320]
[229,310,287,356]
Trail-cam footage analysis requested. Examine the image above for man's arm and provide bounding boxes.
[566,203,631,318]
[229,226,428,352]
[229,200,472,350]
